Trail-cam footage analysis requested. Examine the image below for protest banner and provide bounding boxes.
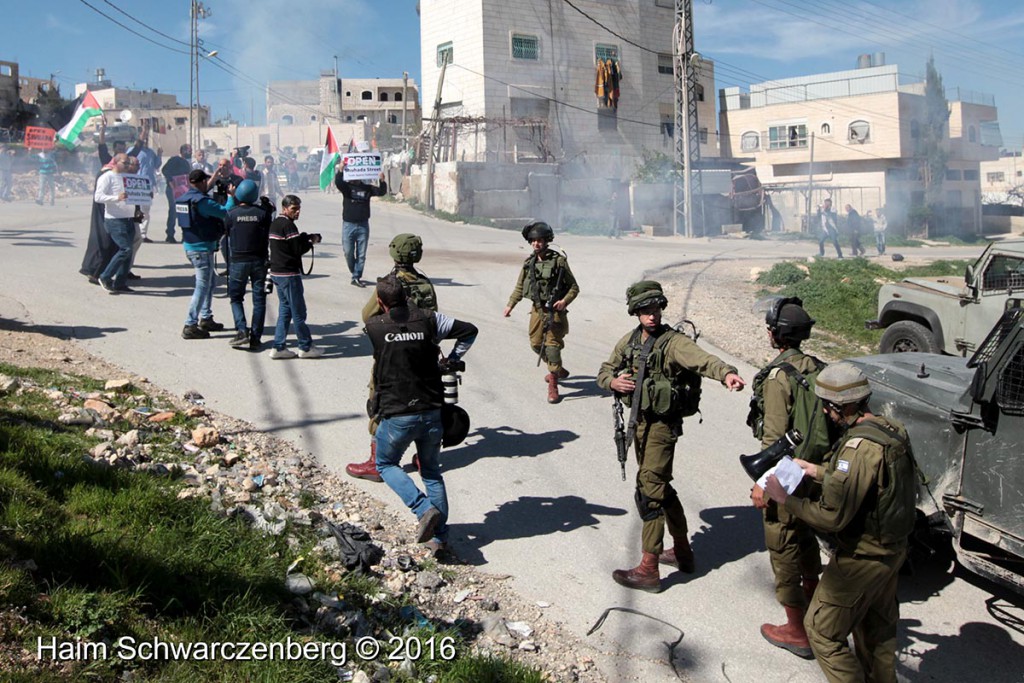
[341,152,382,182]
[121,174,154,205]
[25,126,56,150]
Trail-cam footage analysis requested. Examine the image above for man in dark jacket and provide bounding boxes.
[268,195,322,359]
[366,274,477,553]
[177,169,227,339]
[335,169,387,287]
[225,179,274,351]
[162,144,193,243]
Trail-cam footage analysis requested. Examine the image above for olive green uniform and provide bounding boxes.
[362,266,438,435]
[784,416,916,683]
[757,349,825,608]
[597,324,737,555]
[506,249,579,374]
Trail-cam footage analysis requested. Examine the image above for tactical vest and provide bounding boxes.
[395,266,438,312]
[846,418,918,546]
[619,326,702,419]
[748,351,831,464]
[176,188,224,243]
[524,251,567,308]
[366,306,442,418]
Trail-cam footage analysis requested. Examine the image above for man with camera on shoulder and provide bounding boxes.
[365,274,477,554]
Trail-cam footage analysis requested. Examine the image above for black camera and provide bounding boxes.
[263,277,274,295]
[234,145,251,157]
[439,358,466,373]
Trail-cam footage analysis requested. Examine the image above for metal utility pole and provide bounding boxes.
[189,1,211,152]
[425,55,448,210]
[673,0,704,237]
[805,132,815,233]
[401,71,409,154]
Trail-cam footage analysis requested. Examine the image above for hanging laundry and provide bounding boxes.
[595,59,609,106]
[607,59,622,109]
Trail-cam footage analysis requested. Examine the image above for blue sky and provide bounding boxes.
[3,0,1023,145]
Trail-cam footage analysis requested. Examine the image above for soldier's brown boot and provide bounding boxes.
[345,441,383,483]
[760,606,813,659]
[658,537,696,573]
[545,373,561,404]
[612,552,661,593]
[555,367,570,379]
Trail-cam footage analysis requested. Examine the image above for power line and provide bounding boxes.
[76,0,189,55]
[559,0,660,55]
[100,0,191,47]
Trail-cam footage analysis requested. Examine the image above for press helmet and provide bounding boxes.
[389,233,423,264]
[766,296,815,344]
[626,280,669,315]
[814,362,871,405]
[234,179,259,205]
[522,221,555,242]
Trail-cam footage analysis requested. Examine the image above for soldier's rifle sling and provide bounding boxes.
[624,333,658,462]
[536,255,567,368]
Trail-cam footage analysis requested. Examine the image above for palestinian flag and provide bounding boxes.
[56,92,103,150]
[319,126,341,191]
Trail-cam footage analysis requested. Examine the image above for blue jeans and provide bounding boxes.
[875,232,886,255]
[100,218,135,287]
[185,250,216,326]
[165,184,177,238]
[37,175,55,204]
[271,275,312,351]
[342,221,369,280]
[228,259,268,340]
[375,409,448,542]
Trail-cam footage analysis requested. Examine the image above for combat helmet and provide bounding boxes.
[814,362,871,405]
[522,221,555,242]
[389,233,423,264]
[626,280,669,315]
[766,296,815,345]
[234,179,259,205]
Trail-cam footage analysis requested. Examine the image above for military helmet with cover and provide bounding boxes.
[389,233,423,264]
[626,280,669,315]
[814,362,871,405]
[522,221,555,242]
[766,296,815,344]
[234,179,259,205]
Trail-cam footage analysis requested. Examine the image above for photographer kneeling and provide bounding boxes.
[365,274,478,553]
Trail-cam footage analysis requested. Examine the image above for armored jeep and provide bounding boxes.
[867,240,1024,355]
[850,303,1024,594]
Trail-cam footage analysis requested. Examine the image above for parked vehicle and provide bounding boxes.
[867,240,1024,355]
[851,302,1024,594]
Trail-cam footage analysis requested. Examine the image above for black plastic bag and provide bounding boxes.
[327,521,384,573]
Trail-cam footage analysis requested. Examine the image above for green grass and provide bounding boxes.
[0,364,545,682]
[756,258,970,356]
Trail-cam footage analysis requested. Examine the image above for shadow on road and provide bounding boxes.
[0,228,75,248]
[440,425,579,474]
[899,618,1024,682]
[0,317,126,341]
[557,374,607,402]
[662,505,764,589]
[307,320,369,358]
[453,495,628,566]
[428,278,475,288]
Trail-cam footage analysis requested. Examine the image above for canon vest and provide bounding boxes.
[176,188,224,243]
[366,306,442,418]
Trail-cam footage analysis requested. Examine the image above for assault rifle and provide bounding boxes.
[535,254,567,367]
[613,395,628,480]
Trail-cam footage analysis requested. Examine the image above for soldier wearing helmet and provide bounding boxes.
[223,179,274,351]
[765,362,917,682]
[503,222,579,404]
[348,233,440,483]
[597,281,745,593]
[748,297,831,659]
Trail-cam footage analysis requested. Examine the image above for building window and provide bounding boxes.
[946,169,962,181]
[658,53,673,75]
[388,114,398,124]
[310,115,317,121]
[595,43,619,63]
[394,92,403,102]
[768,124,807,149]
[345,115,353,122]
[380,92,389,102]
[988,172,1006,183]
[964,169,979,181]
[848,120,870,143]
[821,122,831,135]
[357,115,366,121]
[345,91,351,97]
[968,126,977,143]
[437,41,453,67]
[699,127,708,144]
[281,115,293,125]
[696,83,704,102]
[361,90,373,101]
[0,65,11,77]
[512,33,539,60]
[741,131,760,152]
[174,116,187,126]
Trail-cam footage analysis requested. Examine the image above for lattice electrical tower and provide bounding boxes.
[673,0,704,237]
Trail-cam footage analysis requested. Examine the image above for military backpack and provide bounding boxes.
[395,267,438,312]
[844,419,918,546]
[748,354,831,464]
[620,326,702,420]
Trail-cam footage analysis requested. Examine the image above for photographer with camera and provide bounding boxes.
[211,158,245,276]
[365,273,477,554]
[224,180,274,351]
[177,169,228,338]
[268,195,322,359]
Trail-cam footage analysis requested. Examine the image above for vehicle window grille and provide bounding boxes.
[968,307,1024,367]
[981,256,1024,290]
[996,344,1024,415]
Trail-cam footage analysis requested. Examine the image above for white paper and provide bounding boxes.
[756,455,805,494]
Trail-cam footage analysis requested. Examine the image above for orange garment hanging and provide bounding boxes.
[595,59,609,105]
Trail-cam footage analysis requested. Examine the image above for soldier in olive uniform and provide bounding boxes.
[597,281,745,592]
[503,222,579,404]
[748,298,831,658]
[765,363,917,683]
[347,234,439,482]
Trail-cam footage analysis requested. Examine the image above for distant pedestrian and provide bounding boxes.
[0,145,14,202]
[816,199,842,259]
[874,208,887,255]
[259,155,283,206]
[36,150,57,206]
[845,204,866,257]
[161,144,193,243]
[335,168,387,287]
[93,154,139,293]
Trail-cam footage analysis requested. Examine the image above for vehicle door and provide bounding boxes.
[961,251,1024,354]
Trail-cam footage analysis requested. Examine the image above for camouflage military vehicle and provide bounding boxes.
[850,303,1024,594]
[867,240,1024,355]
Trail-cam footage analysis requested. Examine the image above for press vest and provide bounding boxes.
[226,204,271,261]
[176,188,224,243]
[366,306,442,418]
[619,326,702,420]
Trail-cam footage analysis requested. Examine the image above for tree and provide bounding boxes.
[919,57,950,236]
[34,83,74,130]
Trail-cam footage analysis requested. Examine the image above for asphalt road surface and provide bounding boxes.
[3,192,1022,682]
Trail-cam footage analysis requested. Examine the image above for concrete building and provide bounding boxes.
[981,153,1024,198]
[719,60,1002,235]
[414,0,716,227]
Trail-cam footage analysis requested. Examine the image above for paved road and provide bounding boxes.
[3,193,1022,682]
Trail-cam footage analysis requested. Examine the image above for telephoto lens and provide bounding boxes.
[442,370,460,404]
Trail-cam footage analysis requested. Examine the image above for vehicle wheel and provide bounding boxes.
[880,320,940,354]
